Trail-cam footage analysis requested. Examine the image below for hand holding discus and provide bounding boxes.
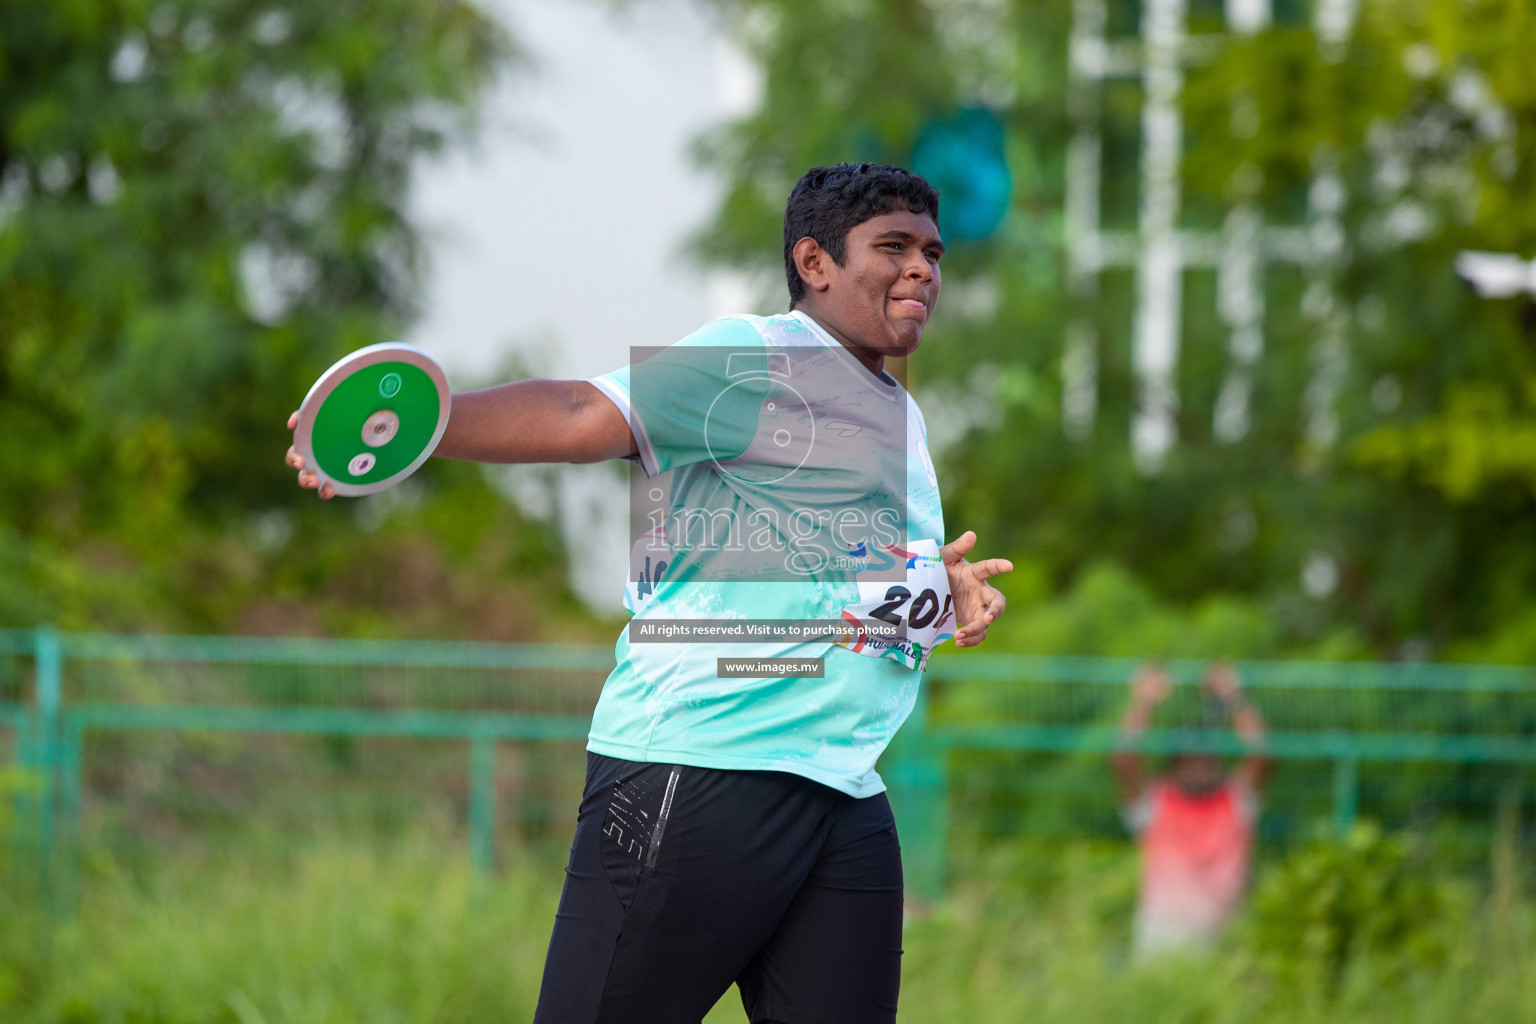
[286,343,452,499]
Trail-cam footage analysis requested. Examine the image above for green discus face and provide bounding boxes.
[293,343,451,497]
[311,361,439,484]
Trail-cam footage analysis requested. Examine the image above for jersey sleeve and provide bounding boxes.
[587,316,769,478]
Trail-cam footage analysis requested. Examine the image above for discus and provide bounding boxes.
[292,343,451,497]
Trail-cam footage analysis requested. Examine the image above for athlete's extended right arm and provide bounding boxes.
[433,380,637,464]
[285,379,637,499]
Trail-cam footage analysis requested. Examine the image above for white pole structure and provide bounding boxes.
[1212,1,1268,444]
[1062,0,1107,441]
[1214,198,1265,442]
[1301,0,1360,452]
[1064,0,1355,467]
[1131,0,1187,471]
[1302,156,1349,454]
[1455,251,1536,298]
[1225,0,1271,35]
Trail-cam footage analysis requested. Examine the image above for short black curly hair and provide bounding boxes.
[783,163,940,305]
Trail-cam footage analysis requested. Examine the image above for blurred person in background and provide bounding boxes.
[1110,662,1270,955]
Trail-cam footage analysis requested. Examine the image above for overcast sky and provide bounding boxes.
[406,0,758,610]
[407,0,749,383]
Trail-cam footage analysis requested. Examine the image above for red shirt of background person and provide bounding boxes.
[1109,662,1271,955]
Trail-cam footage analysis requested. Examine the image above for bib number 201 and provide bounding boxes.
[868,586,952,630]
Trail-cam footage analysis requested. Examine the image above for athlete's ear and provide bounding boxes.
[792,236,834,295]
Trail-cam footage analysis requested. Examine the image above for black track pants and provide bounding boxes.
[533,752,904,1023]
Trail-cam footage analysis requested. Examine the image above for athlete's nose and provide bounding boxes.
[903,255,933,283]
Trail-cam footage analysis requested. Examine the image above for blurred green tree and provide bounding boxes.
[696,0,1536,658]
[1176,0,1536,654]
[0,1,586,637]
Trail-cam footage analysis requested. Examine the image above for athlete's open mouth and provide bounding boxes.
[891,297,928,318]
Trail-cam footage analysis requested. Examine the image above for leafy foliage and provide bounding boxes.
[696,0,1536,657]
[0,1,605,637]
[1245,823,1458,990]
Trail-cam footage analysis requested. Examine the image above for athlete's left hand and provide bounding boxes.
[940,531,1012,649]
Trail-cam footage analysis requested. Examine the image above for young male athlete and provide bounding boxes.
[287,163,1011,1022]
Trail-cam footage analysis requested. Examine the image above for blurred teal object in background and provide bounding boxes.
[911,108,1012,242]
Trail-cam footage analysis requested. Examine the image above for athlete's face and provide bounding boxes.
[793,209,943,373]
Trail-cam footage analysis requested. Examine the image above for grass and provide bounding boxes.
[1,830,1533,1023]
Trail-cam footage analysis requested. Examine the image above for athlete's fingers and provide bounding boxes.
[940,530,977,564]
[982,584,1007,622]
[969,558,1014,582]
[955,614,988,643]
[957,622,987,647]
[286,413,306,475]
[956,595,986,634]
[954,583,1007,648]
[300,472,334,500]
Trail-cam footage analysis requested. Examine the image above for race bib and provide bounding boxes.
[835,539,955,671]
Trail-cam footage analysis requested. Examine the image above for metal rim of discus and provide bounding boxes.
[292,342,452,497]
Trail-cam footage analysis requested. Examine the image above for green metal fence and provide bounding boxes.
[914,654,1536,896]
[3,627,1534,906]
[2,627,613,904]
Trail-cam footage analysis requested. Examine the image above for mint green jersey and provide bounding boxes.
[585,311,950,797]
